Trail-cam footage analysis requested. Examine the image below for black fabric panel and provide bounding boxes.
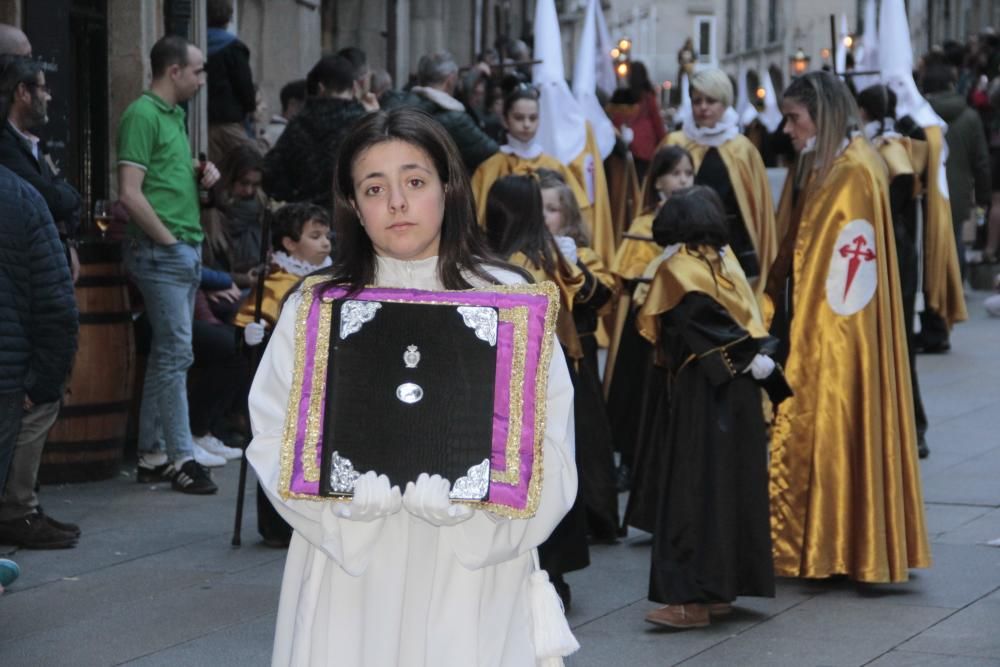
[320,300,497,496]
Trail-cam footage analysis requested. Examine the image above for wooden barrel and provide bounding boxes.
[41,241,135,483]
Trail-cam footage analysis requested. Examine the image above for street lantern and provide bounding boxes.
[756,87,766,100]
[843,34,854,49]
[614,36,632,81]
[789,47,810,76]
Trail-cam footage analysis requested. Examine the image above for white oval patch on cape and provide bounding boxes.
[825,219,878,316]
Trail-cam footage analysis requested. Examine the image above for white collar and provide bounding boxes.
[411,86,466,112]
[500,135,544,159]
[862,118,899,141]
[680,107,741,148]
[8,121,39,160]
[270,115,288,126]
[374,254,443,290]
[272,250,331,277]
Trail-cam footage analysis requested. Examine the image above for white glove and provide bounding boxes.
[335,471,402,522]
[402,473,473,527]
[747,353,776,380]
[621,125,635,146]
[554,235,579,265]
[244,321,266,346]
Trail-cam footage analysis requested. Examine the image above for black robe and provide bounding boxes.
[647,292,775,605]
[696,148,760,281]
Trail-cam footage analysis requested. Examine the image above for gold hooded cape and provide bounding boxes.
[637,244,768,347]
[233,269,301,328]
[470,151,590,227]
[656,131,778,295]
[569,124,616,268]
[921,125,967,329]
[507,251,585,362]
[769,137,931,583]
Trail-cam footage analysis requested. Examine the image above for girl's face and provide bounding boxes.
[540,187,564,235]
[232,168,263,200]
[504,98,540,143]
[781,98,817,153]
[691,89,726,128]
[654,155,695,200]
[282,218,332,266]
[351,139,446,262]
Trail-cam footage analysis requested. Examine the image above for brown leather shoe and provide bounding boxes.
[644,603,710,628]
[707,602,733,617]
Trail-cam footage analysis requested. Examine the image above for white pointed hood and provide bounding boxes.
[879,0,944,129]
[676,71,691,129]
[735,67,758,128]
[835,14,849,78]
[593,0,617,98]
[532,0,588,164]
[852,0,880,92]
[759,67,782,132]
[572,0,615,159]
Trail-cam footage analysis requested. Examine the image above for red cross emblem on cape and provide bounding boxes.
[826,219,878,316]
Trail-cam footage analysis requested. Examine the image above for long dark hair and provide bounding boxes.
[856,84,897,136]
[652,185,729,248]
[325,108,513,293]
[640,145,695,214]
[484,174,568,277]
[628,61,654,96]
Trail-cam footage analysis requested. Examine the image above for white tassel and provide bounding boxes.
[529,551,580,665]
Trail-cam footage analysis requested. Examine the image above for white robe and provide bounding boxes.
[247,255,578,667]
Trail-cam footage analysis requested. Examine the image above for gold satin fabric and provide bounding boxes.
[611,213,660,281]
[508,251,585,361]
[569,124,616,268]
[654,132,778,295]
[470,152,590,228]
[578,246,620,317]
[921,125,967,328]
[233,269,301,328]
[769,137,931,583]
[637,244,768,346]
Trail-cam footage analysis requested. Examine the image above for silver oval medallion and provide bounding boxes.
[395,382,424,404]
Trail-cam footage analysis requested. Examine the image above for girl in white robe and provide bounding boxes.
[247,108,579,667]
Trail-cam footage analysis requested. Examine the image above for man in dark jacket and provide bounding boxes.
[924,63,992,280]
[263,55,375,206]
[0,164,78,548]
[0,37,84,547]
[408,51,498,173]
[206,0,256,162]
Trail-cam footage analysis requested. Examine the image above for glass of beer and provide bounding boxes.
[93,199,111,239]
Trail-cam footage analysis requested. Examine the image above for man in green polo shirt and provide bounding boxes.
[118,35,221,495]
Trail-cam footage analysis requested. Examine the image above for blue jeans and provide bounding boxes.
[124,238,201,462]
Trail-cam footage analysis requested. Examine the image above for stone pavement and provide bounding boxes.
[2,292,999,667]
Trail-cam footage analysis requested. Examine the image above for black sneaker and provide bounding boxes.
[168,460,218,495]
[0,512,78,549]
[137,458,171,483]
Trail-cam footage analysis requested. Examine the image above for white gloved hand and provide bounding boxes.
[747,353,776,380]
[244,321,267,346]
[621,125,635,146]
[402,473,473,527]
[554,235,579,265]
[335,471,402,522]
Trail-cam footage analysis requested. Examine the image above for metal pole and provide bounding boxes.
[830,14,837,76]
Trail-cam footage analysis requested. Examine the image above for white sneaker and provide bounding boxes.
[192,442,226,467]
[194,434,243,461]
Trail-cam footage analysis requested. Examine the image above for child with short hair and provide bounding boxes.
[637,185,787,629]
[234,202,332,344]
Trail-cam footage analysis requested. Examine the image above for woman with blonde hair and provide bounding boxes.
[655,67,776,293]
[765,71,931,584]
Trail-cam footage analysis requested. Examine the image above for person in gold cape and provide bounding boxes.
[471,86,591,231]
[605,145,694,494]
[654,68,776,294]
[486,173,622,608]
[636,186,787,629]
[857,84,932,459]
[766,72,931,584]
